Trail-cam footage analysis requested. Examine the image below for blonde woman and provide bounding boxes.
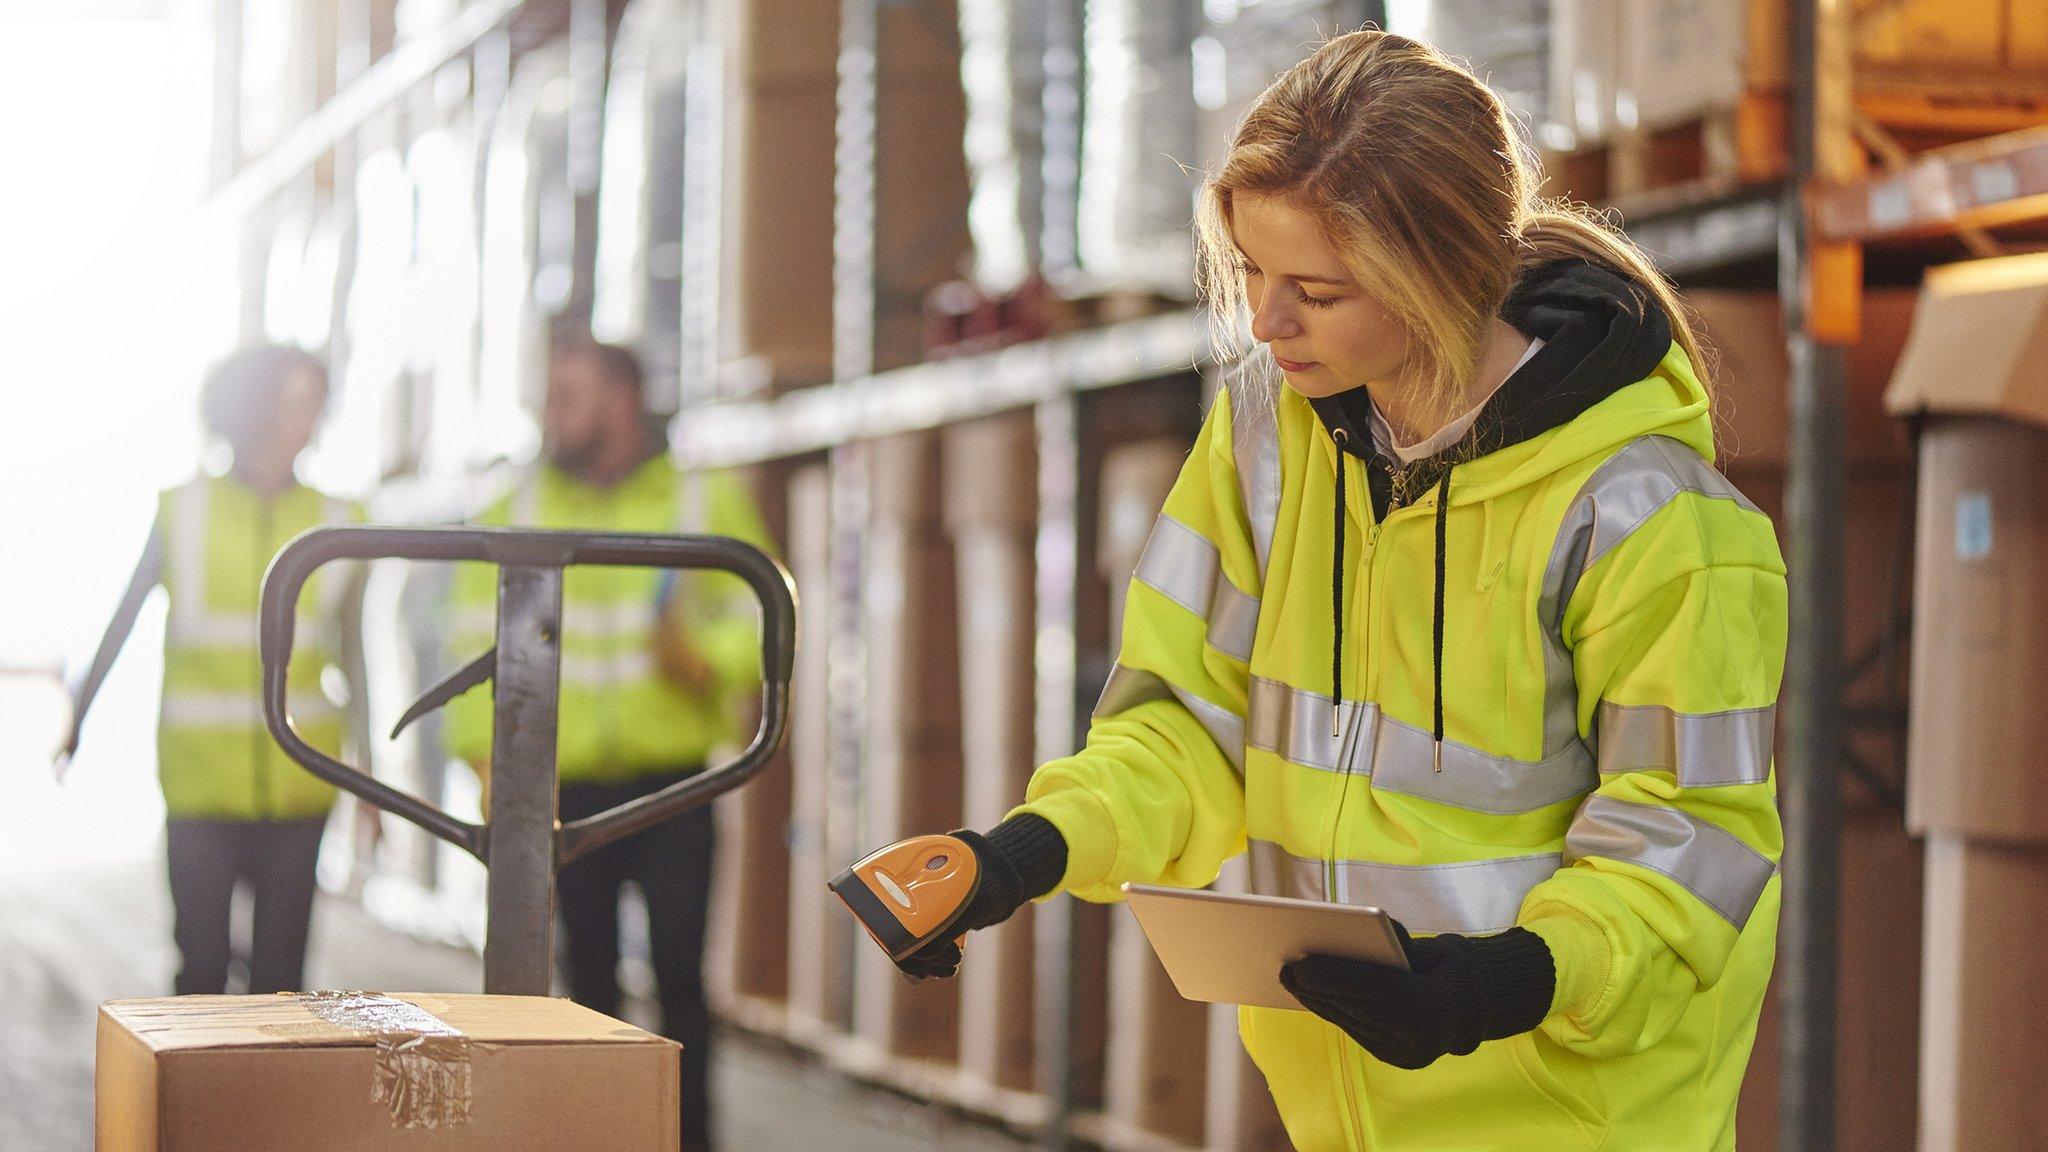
[845,31,1784,1151]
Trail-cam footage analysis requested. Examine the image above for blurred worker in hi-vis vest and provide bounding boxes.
[61,345,368,996]
[445,339,771,1152]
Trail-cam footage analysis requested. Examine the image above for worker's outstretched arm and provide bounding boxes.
[59,515,166,773]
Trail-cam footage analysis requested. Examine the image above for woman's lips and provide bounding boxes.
[1273,353,1317,373]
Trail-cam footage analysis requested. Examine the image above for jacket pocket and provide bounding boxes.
[1508,1031,1610,1149]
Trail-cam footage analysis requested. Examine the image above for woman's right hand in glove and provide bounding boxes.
[851,813,1069,981]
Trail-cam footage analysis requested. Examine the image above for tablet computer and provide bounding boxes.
[1121,883,1410,1011]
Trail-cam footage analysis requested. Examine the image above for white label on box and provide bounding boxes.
[1956,491,1993,560]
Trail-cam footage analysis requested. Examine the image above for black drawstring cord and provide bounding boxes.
[1431,466,1453,772]
[1331,429,1348,737]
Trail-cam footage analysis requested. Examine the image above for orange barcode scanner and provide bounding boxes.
[829,834,981,962]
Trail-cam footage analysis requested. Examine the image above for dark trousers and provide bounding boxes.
[557,769,716,1152]
[165,816,327,995]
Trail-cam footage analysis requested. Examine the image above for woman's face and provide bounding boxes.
[246,366,327,476]
[1229,192,1409,399]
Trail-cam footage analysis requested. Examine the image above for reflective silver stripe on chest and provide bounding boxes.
[1246,676,1593,814]
[1248,839,1560,936]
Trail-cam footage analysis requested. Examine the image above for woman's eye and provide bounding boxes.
[1299,290,1337,309]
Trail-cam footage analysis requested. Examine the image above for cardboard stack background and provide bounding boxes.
[1884,253,2048,1152]
[943,412,1043,1099]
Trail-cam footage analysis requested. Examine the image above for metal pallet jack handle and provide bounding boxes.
[259,524,797,995]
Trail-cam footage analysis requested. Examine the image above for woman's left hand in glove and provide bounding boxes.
[1279,922,1557,1070]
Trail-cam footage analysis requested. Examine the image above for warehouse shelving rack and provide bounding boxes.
[197,1,2048,1150]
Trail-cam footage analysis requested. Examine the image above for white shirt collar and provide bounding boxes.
[1367,337,1545,465]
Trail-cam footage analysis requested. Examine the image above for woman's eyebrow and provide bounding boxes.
[1232,252,1351,286]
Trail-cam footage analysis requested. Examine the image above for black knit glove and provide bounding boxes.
[895,814,1067,981]
[1279,923,1556,1070]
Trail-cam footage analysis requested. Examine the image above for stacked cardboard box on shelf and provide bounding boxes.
[852,431,967,1064]
[1883,252,2048,1152]
[1545,0,2048,203]
[783,465,853,1043]
[943,414,1042,1099]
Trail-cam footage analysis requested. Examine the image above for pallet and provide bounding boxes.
[1544,84,2048,216]
[1541,90,1788,207]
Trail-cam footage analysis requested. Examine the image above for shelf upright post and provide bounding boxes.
[830,0,882,1038]
[1779,1,1856,1149]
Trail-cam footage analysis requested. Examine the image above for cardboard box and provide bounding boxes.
[1918,835,2048,1152]
[1620,0,1747,132]
[1883,254,2048,842]
[783,465,855,1037]
[1546,0,1622,148]
[1885,252,2048,423]
[945,415,1041,1093]
[1901,417,2048,842]
[1692,288,1919,471]
[97,994,680,1151]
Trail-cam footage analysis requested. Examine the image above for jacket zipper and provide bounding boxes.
[1319,446,1375,1151]
[1331,454,1445,1151]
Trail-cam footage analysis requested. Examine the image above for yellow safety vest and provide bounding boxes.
[157,474,358,820]
[1019,344,1786,1151]
[444,458,772,783]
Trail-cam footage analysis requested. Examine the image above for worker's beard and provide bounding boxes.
[545,430,602,475]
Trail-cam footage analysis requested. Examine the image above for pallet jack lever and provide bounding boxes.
[389,645,496,740]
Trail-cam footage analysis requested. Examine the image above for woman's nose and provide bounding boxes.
[1249,290,1297,344]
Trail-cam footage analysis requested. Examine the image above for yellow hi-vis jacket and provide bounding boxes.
[444,458,772,783]
[1018,344,1786,1150]
[157,474,360,820]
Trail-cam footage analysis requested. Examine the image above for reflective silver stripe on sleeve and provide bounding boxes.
[1247,677,1594,813]
[1230,388,1282,577]
[1539,436,1764,760]
[1207,581,1259,664]
[1134,515,1220,616]
[162,691,340,726]
[1132,514,1260,663]
[168,480,210,641]
[676,469,705,533]
[560,650,657,687]
[1248,840,1562,936]
[1093,663,1246,774]
[1596,701,1776,787]
[564,600,659,638]
[512,477,540,527]
[1565,795,1777,928]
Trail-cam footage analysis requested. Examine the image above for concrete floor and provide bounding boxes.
[0,795,1027,1152]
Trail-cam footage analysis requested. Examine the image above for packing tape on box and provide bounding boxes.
[297,992,472,1129]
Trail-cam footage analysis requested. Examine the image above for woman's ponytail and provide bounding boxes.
[1515,201,1715,394]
